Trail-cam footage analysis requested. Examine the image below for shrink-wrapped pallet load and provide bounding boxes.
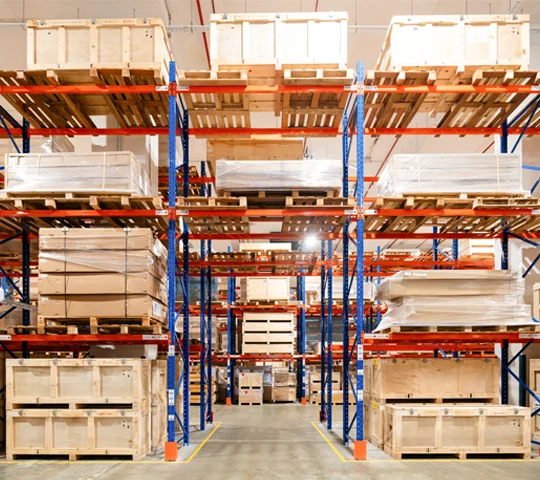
[38,228,167,332]
[375,270,535,332]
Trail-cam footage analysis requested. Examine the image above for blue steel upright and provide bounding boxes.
[165,61,179,460]
[354,60,367,460]
[326,239,333,429]
[297,273,307,403]
[21,118,30,359]
[319,241,326,422]
[181,109,190,445]
[199,161,207,430]
[341,110,350,444]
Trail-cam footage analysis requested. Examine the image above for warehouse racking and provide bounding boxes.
[0,57,539,461]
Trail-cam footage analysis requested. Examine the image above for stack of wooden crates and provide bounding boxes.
[5,358,166,460]
[235,370,264,405]
[364,358,531,459]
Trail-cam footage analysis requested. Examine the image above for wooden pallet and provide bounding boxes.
[178,67,352,136]
[177,196,250,235]
[36,315,165,335]
[378,324,540,334]
[0,68,170,129]
[158,165,202,197]
[220,189,340,208]
[282,197,355,234]
[281,68,354,135]
[365,195,540,234]
[0,194,166,234]
[364,68,540,130]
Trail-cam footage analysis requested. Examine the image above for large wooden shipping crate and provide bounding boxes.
[530,359,540,442]
[365,358,500,402]
[6,358,151,408]
[26,18,173,77]
[376,15,530,72]
[210,12,348,73]
[383,404,531,459]
[6,407,150,460]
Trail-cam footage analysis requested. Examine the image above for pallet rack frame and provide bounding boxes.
[0,60,539,461]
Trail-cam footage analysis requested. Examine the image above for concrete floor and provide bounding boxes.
[0,404,539,480]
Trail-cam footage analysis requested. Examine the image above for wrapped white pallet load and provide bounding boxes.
[215,160,342,193]
[375,270,535,331]
[4,151,153,196]
[377,153,524,197]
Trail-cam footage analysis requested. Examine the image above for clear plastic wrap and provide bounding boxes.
[375,295,535,332]
[376,270,522,300]
[215,160,343,192]
[38,228,167,307]
[0,135,74,157]
[4,151,152,196]
[377,153,524,197]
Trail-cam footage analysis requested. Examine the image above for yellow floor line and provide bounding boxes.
[0,422,223,466]
[181,422,222,464]
[311,422,536,463]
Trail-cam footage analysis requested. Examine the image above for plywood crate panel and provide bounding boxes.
[236,371,263,389]
[6,359,151,408]
[150,360,166,454]
[377,15,530,71]
[6,407,150,460]
[238,389,263,405]
[210,12,348,73]
[27,18,173,78]
[272,387,296,402]
[530,359,540,441]
[384,404,531,459]
[240,277,290,302]
[365,358,499,401]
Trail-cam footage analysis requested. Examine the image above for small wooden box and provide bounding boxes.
[365,358,500,402]
[7,407,150,460]
[236,371,263,389]
[6,359,151,408]
[150,360,167,454]
[26,18,173,77]
[210,12,348,74]
[272,387,296,402]
[384,404,531,459]
[377,15,530,72]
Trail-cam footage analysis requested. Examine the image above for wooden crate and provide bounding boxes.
[236,371,263,389]
[530,359,540,442]
[376,15,530,72]
[384,403,531,459]
[533,284,540,321]
[210,12,348,74]
[365,358,500,402]
[238,389,263,405]
[240,277,290,303]
[272,387,296,402]
[6,359,151,408]
[6,407,150,460]
[26,18,173,78]
[150,360,166,454]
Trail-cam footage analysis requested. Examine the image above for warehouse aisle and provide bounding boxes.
[0,405,539,480]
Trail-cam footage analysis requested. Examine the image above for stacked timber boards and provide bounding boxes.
[5,359,167,460]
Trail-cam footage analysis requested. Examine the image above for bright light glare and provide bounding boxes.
[305,235,318,248]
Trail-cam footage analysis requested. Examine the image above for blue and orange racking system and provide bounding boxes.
[0,59,539,460]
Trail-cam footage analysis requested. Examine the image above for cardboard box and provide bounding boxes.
[39,228,162,252]
[38,294,167,322]
[38,272,167,303]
